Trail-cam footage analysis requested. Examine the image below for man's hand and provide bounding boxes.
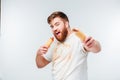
[37,45,49,55]
[36,45,50,68]
[83,36,101,53]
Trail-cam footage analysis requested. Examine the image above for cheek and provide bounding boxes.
[51,29,54,34]
[60,25,65,30]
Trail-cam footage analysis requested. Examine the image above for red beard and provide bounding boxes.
[54,27,68,42]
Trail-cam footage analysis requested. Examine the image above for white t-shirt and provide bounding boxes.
[43,33,88,80]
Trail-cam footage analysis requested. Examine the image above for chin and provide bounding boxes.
[55,34,67,42]
[58,38,66,42]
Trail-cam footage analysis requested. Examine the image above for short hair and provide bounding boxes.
[47,11,69,24]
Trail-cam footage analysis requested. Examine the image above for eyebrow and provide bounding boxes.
[54,22,59,26]
[50,22,57,28]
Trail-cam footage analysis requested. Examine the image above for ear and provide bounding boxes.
[65,21,69,28]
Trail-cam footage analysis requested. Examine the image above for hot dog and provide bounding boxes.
[72,28,86,42]
[45,37,54,47]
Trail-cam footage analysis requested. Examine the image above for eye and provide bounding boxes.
[50,25,53,28]
[55,22,60,26]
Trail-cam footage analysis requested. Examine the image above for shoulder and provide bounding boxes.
[67,33,82,47]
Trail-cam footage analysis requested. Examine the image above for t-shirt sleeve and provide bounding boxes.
[74,33,88,56]
[81,46,88,55]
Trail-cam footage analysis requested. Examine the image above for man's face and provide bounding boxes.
[50,17,68,42]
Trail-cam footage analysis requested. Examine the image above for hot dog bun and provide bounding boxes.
[72,28,86,42]
[45,37,54,47]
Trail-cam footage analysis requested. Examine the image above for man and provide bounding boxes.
[36,11,101,80]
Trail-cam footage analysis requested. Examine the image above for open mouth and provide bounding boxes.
[56,32,60,36]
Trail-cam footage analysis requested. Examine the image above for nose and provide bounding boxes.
[52,26,57,32]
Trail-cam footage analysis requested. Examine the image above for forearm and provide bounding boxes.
[36,52,50,68]
[36,54,45,68]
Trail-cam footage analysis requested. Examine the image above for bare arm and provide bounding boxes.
[36,46,50,68]
[83,37,101,53]
[72,28,101,53]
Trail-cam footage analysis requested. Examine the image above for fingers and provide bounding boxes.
[37,45,49,55]
[84,37,95,48]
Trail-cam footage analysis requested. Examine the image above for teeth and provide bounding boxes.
[56,32,60,35]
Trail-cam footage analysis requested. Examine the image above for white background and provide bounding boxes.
[0,0,120,80]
